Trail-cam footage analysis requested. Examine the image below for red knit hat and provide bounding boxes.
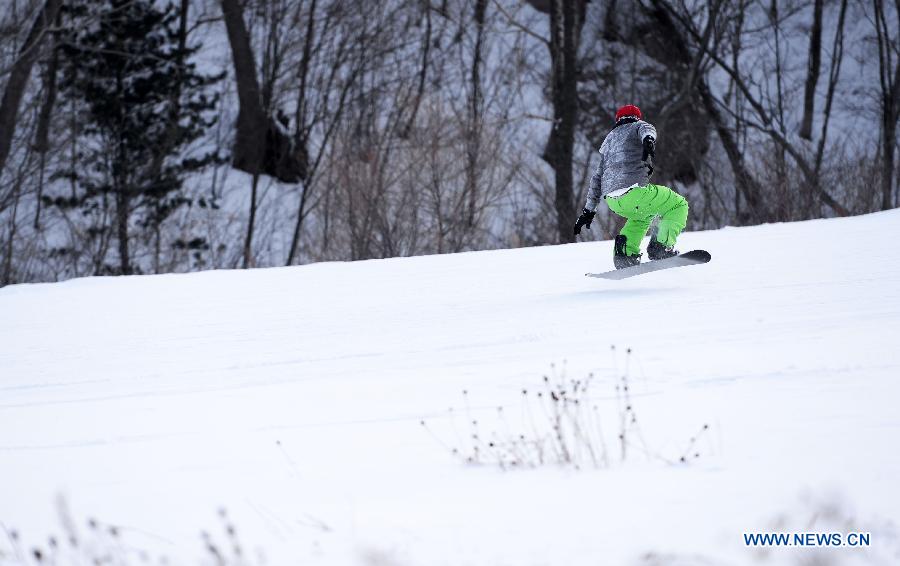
[615,104,642,122]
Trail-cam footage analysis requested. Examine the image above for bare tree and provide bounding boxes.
[603,0,771,222]
[220,0,309,268]
[465,0,488,235]
[31,8,60,229]
[2,0,895,285]
[799,0,823,140]
[525,0,588,244]
[285,0,366,265]
[871,0,900,210]
[0,0,62,177]
[654,0,849,217]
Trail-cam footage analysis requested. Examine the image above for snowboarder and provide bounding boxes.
[573,104,689,269]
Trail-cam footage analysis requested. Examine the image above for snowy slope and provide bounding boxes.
[2,211,900,566]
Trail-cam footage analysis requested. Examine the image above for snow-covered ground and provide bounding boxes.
[2,211,900,566]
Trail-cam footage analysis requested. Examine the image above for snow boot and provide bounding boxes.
[614,235,641,269]
[647,238,678,261]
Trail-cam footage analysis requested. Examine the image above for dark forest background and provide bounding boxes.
[0,0,897,284]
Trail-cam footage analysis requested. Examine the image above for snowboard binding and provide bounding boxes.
[613,235,641,270]
[647,239,679,261]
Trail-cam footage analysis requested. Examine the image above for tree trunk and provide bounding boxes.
[287,180,309,266]
[813,0,848,178]
[465,0,487,235]
[883,85,898,210]
[220,0,267,176]
[401,1,432,138]
[33,10,61,229]
[114,67,130,275]
[868,0,899,210]
[220,0,306,184]
[541,0,585,244]
[243,172,260,268]
[2,172,25,285]
[0,0,63,177]
[799,0,823,140]
[221,0,265,268]
[881,40,900,210]
[116,189,131,275]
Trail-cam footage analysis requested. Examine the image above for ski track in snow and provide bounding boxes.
[2,211,900,565]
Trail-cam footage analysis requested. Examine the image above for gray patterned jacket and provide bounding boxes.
[583,120,657,211]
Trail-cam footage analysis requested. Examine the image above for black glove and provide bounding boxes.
[642,136,656,177]
[641,136,656,161]
[574,208,596,235]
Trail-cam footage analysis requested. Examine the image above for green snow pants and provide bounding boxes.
[604,184,689,256]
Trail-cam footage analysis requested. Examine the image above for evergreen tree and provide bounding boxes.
[54,0,221,275]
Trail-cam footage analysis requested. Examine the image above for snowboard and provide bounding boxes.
[585,250,711,280]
